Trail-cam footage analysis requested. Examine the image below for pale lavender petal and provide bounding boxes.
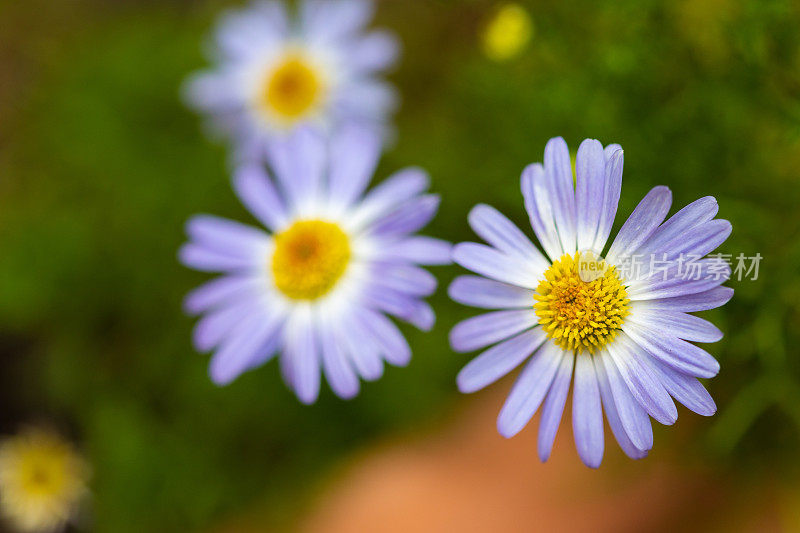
[628,220,733,284]
[467,204,546,267]
[623,322,720,378]
[243,329,283,373]
[182,70,241,112]
[452,243,540,289]
[450,309,538,353]
[338,311,384,381]
[628,258,731,300]
[209,311,283,385]
[233,165,289,231]
[596,352,651,457]
[184,275,261,315]
[357,308,411,366]
[371,263,437,297]
[229,121,266,163]
[186,215,269,258]
[320,321,360,399]
[348,30,400,72]
[636,196,718,257]
[537,352,574,462]
[572,354,604,468]
[327,123,383,210]
[369,195,440,237]
[606,186,672,263]
[575,139,606,253]
[410,301,436,331]
[349,167,429,230]
[544,137,577,254]
[363,287,435,331]
[457,328,547,393]
[603,144,622,159]
[279,341,295,392]
[333,79,398,122]
[192,299,259,352]
[448,276,534,309]
[214,2,287,59]
[290,126,327,208]
[606,336,677,425]
[655,219,732,262]
[521,163,563,261]
[284,312,321,404]
[497,342,563,438]
[636,287,734,312]
[378,236,451,265]
[178,244,258,273]
[650,359,716,416]
[266,127,326,212]
[628,309,723,343]
[300,0,372,43]
[593,148,623,253]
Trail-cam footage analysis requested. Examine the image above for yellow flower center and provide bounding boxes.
[271,220,351,301]
[534,252,630,353]
[262,55,322,120]
[18,455,66,498]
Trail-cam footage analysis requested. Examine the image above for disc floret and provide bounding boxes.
[534,252,630,353]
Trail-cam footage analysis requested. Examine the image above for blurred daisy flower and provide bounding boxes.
[179,125,450,403]
[450,137,732,467]
[481,3,533,61]
[184,0,400,161]
[0,428,89,533]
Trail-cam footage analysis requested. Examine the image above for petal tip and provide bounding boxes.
[455,372,474,394]
[537,447,552,463]
[208,363,237,387]
[581,457,602,469]
[496,411,523,439]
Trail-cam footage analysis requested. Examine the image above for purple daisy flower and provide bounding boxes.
[183,0,399,161]
[179,125,450,403]
[449,137,733,467]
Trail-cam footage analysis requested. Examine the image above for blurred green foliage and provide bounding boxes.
[1,0,799,531]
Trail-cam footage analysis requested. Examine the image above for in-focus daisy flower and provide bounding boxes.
[184,0,400,160]
[179,125,451,403]
[481,3,533,61]
[0,428,89,533]
[449,137,732,467]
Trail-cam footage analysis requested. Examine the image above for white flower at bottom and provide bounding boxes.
[0,428,89,533]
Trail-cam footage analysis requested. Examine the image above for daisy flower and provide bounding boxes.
[179,125,450,403]
[184,0,399,160]
[449,137,733,467]
[0,428,89,533]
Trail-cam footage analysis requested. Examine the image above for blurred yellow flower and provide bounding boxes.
[482,4,534,61]
[0,428,89,533]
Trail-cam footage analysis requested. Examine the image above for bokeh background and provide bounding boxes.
[2,0,800,531]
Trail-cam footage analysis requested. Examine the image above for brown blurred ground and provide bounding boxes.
[299,386,795,533]
[214,384,798,533]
